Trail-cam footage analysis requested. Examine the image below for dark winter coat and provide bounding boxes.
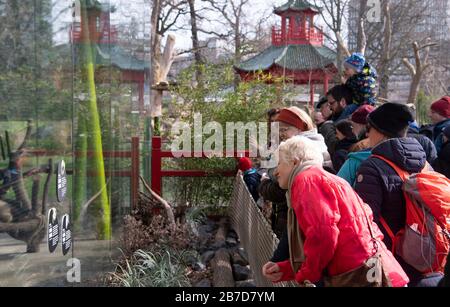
[354,138,429,286]
[258,169,290,263]
[258,173,288,240]
[407,127,438,164]
[433,119,450,154]
[432,141,450,179]
[318,121,338,155]
[332,137,358,172]
[345,63,378,106]
[242,169,261,202]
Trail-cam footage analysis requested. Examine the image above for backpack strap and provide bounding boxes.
[371,155,410,181]
[371,154,412,254]
[380,217,397,254]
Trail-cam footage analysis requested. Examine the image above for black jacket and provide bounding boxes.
[354,138,428,285]
[258,175,289,263]
[407,127,437,164]
[432,141,450,179]
[332,137,358,172]
[243,170,261,202]
[258,177,288,239]
[318,121,338,155]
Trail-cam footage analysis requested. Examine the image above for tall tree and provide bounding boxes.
[355,0,432,99]
[402,40,438,106]
[187,0,204,87]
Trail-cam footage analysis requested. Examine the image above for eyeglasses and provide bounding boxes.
[328,99,338,106]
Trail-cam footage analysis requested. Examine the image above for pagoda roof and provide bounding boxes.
[235,44,336,72]
[82,0,115,13]
[95,44,149,71]
[274,0,321,15]
[71,43,148,72]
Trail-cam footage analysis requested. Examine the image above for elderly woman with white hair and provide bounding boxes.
[262,136,409,287]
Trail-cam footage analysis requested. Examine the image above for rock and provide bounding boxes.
[193,262,206,271]
[233,264,251,281]
[237,248,249,263]
[198,225,213,243]
[231,251,248,266]
[200,250,216,265]
[212,240,226,249]
[199,223,216,235]
[236,279,256,288]
[205,220,218,233]
[185,255,198,266]
[226,237,238,246]
[195,279,212,287]
[227,230,238,239]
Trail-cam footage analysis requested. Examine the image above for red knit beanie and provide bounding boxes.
[431,96,450,118]
[275,107,307,131]
[351,105,375,125]
[238,157,253,172]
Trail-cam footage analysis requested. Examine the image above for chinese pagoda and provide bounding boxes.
[235,0,337,106]
[71,0,150,114]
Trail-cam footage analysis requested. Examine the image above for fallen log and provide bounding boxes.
[211,248,235,287]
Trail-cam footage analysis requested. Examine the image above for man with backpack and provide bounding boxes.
[354,103,450,287]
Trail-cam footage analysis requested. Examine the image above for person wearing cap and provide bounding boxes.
[432,126,450,179]
[344,53,378,106]
[237,157,261,202]
[429,96,450,154]
[258,106,332,263]
[354,103,442,287]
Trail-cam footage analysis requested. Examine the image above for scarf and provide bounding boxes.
[286,161,319,273]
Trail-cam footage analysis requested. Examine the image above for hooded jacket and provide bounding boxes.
[354,138,429,285]
[337,149,372,187]
[275,166,408,287]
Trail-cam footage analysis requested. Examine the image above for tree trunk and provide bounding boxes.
[234,21,242,89]
[407,75,422,106]
[378,0,392,100]
[188,0,204,87]
[356,0,368,54]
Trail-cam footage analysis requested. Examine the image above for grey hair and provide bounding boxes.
[277,135,324,166]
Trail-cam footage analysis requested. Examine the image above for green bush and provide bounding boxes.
[162,64,285,209]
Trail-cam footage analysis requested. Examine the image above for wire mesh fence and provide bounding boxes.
[229,172,297,287]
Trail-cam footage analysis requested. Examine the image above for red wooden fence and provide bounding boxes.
[28,137,140,208]
[150,136,250,196]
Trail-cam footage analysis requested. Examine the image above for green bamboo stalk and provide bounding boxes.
[78,0,111,239]
[73,116,87,228]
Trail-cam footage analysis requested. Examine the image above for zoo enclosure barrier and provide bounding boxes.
[229,172,297,287]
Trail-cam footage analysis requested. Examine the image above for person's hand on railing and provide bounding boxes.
[262,262,283,282]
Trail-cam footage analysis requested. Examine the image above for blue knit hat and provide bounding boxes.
[344,53,366,73]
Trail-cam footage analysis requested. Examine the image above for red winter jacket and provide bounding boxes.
[276,167,409,287]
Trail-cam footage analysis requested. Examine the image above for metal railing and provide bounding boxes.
[229,172,297,287]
